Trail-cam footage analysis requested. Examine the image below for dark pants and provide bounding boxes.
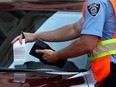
[102,63,116,87]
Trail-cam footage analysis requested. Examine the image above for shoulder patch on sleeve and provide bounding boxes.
[87,2,100,17]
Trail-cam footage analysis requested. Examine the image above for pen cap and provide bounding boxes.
[21,31,25,39]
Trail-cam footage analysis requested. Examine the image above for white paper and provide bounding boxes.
[13,39,26,61]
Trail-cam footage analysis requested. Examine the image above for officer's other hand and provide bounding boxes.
[35,49,58,63]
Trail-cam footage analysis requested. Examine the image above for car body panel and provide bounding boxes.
[0,1,83,11]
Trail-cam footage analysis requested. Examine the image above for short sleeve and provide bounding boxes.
[81,1,106,37]
[78,18,83,27]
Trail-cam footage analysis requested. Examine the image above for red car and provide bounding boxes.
[0,0,98,87]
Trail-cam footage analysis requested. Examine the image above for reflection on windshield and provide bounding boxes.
[0,71,85,87]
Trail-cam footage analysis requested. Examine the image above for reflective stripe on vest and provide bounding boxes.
[82,0,116,81]
[89,38,116,61]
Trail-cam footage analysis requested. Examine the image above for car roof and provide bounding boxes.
[0,0,84,11]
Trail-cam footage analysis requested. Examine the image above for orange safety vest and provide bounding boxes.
[82,0,116,82]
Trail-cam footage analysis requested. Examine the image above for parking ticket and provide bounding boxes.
[13,39,26,61]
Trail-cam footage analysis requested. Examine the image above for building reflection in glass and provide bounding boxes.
[0,10,55,67]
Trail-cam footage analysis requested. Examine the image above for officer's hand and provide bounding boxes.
[11,32,37,44]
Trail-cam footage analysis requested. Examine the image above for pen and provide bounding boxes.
[21,31,25,39]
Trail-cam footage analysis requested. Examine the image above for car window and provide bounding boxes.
[0,1,90,72]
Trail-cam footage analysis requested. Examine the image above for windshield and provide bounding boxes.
[0,2,89,72]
